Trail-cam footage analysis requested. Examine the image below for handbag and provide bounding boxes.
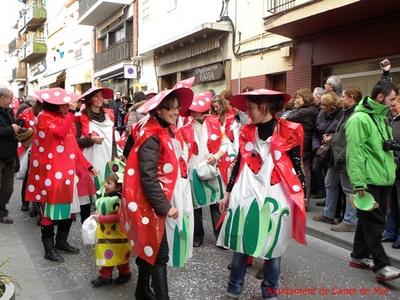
[196,160,218,181]
[312,140,332,172]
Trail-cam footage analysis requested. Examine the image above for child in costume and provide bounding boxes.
[91,169,131,287]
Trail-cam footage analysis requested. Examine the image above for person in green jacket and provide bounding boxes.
[345,79,400,282]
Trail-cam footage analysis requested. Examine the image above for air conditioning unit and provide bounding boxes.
[280,46,292,58]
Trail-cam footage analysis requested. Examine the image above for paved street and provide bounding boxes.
[1,180,400,300]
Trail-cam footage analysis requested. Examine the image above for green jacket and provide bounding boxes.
[345,97,396,190]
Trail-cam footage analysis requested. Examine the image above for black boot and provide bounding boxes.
[41,226,64,263]
[135,264,156,300]
[151,264,170,300]
[55,219,80,254]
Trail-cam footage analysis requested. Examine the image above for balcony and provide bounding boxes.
[12,63,27,81]
[8,38,24,54]
[20,37,47,63]
[264,0,400,39]
[94,39,132,71]
[267,0,296,13]
[18,6,47,32]
[78,0,132,26]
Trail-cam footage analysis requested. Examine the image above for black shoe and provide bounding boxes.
[91,276,113,287]
[42,237,64,263]
[382,236,395,243]
[392,240,400,249]
[227,263,232,270]
[114,273,131,285]
[55,232,80,254]
[193,240,203,247]
[21,202,29,212]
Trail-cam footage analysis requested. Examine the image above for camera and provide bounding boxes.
[383,140,400,152]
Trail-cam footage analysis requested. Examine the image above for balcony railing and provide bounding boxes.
[20,37,47,63]
[94,39,132,71]
[78,0,131,25]
[18,5,47,32]
[12,63,27,81]
[8,38,25,54]
[79,0,98,17]
[267,0,295,13]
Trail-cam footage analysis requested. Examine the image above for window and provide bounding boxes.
[109,26,125,46]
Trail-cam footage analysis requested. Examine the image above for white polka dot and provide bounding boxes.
[68,170,74,175]
[32,160,39,167]
[141,217,149,225]
[39,147,45,153]
[56,145,64,153]
[163,163,173,173]
[69,154,76,159]
[41,93,50,100]
[148,102,158,110]
[41,190,47,196]
[176,83,183,88]
[35,194,41,201]
[292,185,301,192]
[245,142,253,152]
[128,202,138,212]
[273,150,282,160]
[48,153,53,159]
[198,100,205,106]
[28,185,35,192]
[66,90,72,95]
[139,130,145,137]
[125,222,130,231]
[291,168,296,175]
[205,97,210,102]
[168,142,173,150]
[225,157,230,162]
[54,91,61,96]
[144,246,153,257]
[129,240,135,247]
[46,164,51,170]
[65,179,71,185]
[29,120,34,126]
[34,175,40,181]
[55,172,62,179]
[127,168,135,176]
[210,134,218,141]
[63,96,71,103]
[45,179,52,187]
[38,131,46,138]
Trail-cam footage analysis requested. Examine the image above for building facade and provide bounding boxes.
[78,0,134,97]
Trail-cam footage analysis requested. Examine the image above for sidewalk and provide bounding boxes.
[0,223,51,300]
[307,204,400,269]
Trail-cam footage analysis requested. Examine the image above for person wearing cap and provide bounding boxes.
[0,86,20,224]
[119,83,194,300]
[25,88,94,262]
[179,91,231,248]
[217,89,307,299]
[75,87,115,223]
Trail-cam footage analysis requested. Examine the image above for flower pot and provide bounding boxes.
[0,282,15,300]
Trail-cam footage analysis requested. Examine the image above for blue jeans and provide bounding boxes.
[383,180,400,241]
[324,166,358,225]
[227,252,281,299]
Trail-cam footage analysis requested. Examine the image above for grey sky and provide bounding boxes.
[0,0,21,45]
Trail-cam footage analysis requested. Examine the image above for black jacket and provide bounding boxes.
[286,105,318,153]
[0,107,18,163]
[331,105,356,170]
[312,108,343,152]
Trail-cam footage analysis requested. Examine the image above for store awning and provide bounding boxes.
[66,63,92,86]
[40,70,65,87]
[264,0,400,39]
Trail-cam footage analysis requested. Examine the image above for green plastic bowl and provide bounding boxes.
[352,192,378,211]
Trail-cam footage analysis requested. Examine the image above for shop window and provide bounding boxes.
[322,57,400,97]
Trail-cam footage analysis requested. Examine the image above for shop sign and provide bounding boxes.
[193,63,224,83]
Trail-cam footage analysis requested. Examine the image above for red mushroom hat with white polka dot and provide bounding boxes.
[79,86,114,102]
[137,77,195,117]
[188,91,213,113]
[230,89,291,112]
[34,87,81,105]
